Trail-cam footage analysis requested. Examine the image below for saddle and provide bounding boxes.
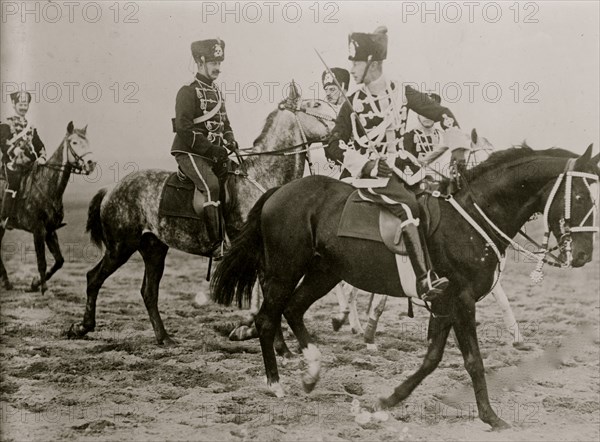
[337,183,442,299]
[0,163,36,200]
[158,171,204,220]
[337,185,442,255]
[158,164,233,220]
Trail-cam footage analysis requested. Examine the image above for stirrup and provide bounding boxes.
[419,270,450,302]
[211,241,225,260]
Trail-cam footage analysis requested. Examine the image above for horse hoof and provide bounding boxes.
[66,323,88,339]
[351,326,364,335]
[366,343,378,352]
[331,317,343,332]
[492,418,511,431]
[269,382,285,398]
[160,336,178,347]
[302,380,317,394]
[302,373,320,394]
[378,395,398,410]
[229,325,257,341]
[512,341,533,351]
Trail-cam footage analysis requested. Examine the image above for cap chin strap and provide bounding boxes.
[359,55,373,85]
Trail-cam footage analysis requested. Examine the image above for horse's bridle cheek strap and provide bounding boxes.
[542,168,599,268]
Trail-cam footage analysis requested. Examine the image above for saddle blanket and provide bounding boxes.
[158,172,202,220]
[337,190,441,245]
[337,189,442,299]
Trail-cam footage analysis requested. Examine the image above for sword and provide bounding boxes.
[313,48,382,160]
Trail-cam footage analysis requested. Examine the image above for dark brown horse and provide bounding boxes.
[0,122,96,292]
[211,145,599,429]
[67,84,336,346]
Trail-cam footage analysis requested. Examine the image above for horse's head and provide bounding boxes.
[253,80,337,152]
[467,128,494,166]
[542,144,599,267]
[64,121,96,174]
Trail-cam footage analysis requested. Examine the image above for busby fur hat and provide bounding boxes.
[191,38,225,62]
[322,68,350,91]
[426,92,441,104]
[10,91,31,104]
[348,26,388,62]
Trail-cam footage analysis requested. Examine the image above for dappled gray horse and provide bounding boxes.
[67,84,337,346]
[0,121,96,292]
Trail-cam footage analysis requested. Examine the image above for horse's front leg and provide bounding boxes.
[31,230,64,291]
[453,292,509,430]
[491,283,525,347]
[30,230,48,294]
[379,309,452,408]
[0,227,13,290]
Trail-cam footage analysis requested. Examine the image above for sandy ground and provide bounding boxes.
[1,203,599,441]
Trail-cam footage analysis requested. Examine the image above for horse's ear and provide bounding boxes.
[471,128,478,145]
[287,80,300,101]
[67,121,74,134]
[575,143,594,168]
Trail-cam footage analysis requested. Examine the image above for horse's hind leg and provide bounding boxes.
[347,287,363,334]
[0,228,13,290]
[255,276,298,398]
[331,282,350,331]
[67,244,135,339]
[31,231,64,291]
[283,266,340,393]
[138,234,173,346]
[363,294,388,349]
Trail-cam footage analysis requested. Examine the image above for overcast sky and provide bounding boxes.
[1,1,598,198]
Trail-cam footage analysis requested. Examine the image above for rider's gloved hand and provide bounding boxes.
[36,156,47,165]
[208,144,230,180]
[224,134,239,153]
[362,158,392,178]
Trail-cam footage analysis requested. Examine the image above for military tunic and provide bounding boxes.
[1,116,46,193]
[326,80,458,222]
[171,73,236,201]
[1,116,45,167]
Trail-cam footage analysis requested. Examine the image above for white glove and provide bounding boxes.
[36,156,47,165]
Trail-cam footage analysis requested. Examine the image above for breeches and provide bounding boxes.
[2,165,22,193]
[358,175,420,225]
[174,153,219,202]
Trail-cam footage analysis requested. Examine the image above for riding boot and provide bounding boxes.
[0,190,17,230]
[203,201,223,259]
[401,223,449,302]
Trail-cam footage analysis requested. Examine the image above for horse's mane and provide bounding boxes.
[461,143,576,182]
[252,109,278,146]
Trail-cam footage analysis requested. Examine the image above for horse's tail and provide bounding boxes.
[210,187,279,307]
[86,188,107,248]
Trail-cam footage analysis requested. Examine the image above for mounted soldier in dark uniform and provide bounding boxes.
[171,38,238,258]
[403,92,444,161]
[325,26,460,302]
[1,91,47,229]
[322,67,350,114]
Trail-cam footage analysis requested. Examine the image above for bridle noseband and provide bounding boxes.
[41,134,95,175]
